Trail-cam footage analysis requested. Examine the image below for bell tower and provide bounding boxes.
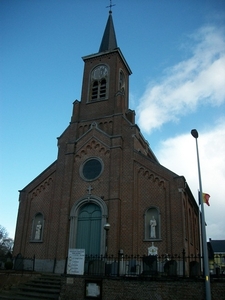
[71,11,132,123]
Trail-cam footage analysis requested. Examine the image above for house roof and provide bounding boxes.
[99,11,117,52]
[208,239,225,253]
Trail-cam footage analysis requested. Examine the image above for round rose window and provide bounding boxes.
[81,158,103,181]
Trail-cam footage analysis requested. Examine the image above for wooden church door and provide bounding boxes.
[76,203,102,256]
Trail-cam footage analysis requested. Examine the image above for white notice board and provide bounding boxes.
[67,248,85,275]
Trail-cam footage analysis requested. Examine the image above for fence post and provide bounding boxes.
[64,256,68,274]
[33,254,35,272]
[117,249,123,276]
[182,249,185,278]
[53,258,56,273]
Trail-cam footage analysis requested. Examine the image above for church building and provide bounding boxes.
[13,11,200,273]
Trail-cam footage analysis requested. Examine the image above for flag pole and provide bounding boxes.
[191,129,211,300]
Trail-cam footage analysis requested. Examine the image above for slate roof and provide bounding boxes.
[99,11,118,52]
[207,240,225,257]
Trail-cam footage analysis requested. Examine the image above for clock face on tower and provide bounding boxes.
[92,65,108,80]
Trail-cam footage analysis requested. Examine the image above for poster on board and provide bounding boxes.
[67,248,85,275]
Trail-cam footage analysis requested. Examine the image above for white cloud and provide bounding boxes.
[137,25,225,133]
[136,24,225,240]
[157,121,225,240]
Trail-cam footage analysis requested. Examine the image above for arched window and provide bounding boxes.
[31,212,44,242]
[183,200,189,241]
[90,65,108,101]
[99,79,106,98]
[119,70,125,94]
[144,207,161,241]
[91,81,98,100]
[189,209,193,244]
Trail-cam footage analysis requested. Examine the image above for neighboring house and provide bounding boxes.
[208,239,225,274]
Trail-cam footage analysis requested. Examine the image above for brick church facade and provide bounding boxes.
[13,11,200,273]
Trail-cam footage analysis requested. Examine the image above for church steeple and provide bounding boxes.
[99,11,117,52]
[71,8,132,124]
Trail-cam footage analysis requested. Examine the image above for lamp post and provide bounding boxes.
[104,223,110,256]
[191,129,211,300]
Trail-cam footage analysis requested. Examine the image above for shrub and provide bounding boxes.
[5,261,13,270]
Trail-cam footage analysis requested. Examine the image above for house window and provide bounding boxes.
[90,65,108,101]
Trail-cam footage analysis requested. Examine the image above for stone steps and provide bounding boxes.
[0,274,63,299]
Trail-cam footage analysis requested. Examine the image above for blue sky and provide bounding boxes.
[1,0,225,242]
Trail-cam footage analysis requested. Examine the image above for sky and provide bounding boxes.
[1,0,225,243]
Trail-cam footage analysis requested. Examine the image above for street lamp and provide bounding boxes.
[104,223,110,231]
[191,129,211,300]
[104,223,110,256]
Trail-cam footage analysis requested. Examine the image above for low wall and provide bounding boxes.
[0,271,41,292]
[61,277,225,300]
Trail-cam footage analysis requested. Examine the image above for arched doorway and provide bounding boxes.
[76,203,101,255]
[69,196,108,256]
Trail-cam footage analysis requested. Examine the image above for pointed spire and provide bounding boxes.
[99,11,118,52]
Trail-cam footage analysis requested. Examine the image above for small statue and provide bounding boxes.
[150,216,157,238]
[34,221,42,240]
[148,242,158,256]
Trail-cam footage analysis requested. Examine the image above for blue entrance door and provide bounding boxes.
[76,203,101,255]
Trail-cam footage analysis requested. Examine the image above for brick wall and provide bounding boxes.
[61,277,225,300]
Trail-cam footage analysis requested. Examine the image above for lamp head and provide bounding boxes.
[104,223,110,231]
[191,129,199,138]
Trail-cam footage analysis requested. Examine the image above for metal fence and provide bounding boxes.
[0,254,35,272]
[81,252,203,278]
[5,252,224,278]
[80,253,225,278]
[13,253,35,272]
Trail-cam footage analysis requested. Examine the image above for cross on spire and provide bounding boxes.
[106,0,115,13]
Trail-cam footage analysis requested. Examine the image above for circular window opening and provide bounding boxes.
[81,158,103,181]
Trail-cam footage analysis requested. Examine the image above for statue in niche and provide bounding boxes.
[34,221,42,240]
[150,216,157,238]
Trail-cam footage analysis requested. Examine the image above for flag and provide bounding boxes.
[202,193,210,206]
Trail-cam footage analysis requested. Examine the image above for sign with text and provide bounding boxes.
[67,248,85,275]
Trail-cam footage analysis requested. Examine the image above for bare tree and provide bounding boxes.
[0,225,14,256]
